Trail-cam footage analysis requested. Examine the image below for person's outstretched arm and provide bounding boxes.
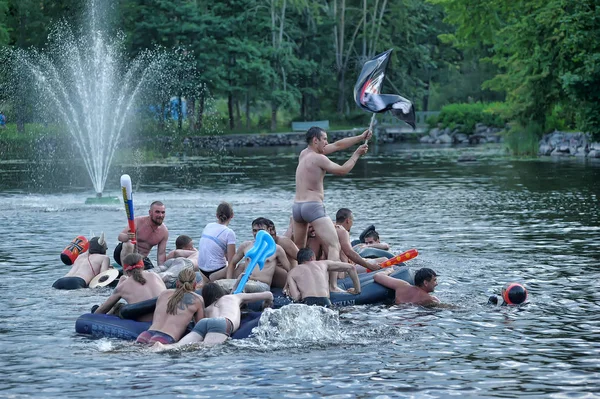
[325,261,361,294]
[94,291,122,314]
[236,291,274,307]
[374,273,407,290]
[323,129,371,154]
[317,145,368,176]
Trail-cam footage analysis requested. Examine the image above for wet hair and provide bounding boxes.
[364,230,380,241]
[305,127,325,144]
[297,248,315,264]
[150,201,165,209]
[414,268,437,287]
[88,237,107,255]
[252,217,269,229]
[123,253,146,284]
[202,282,227,307]
[216,202,233,223]
[335,208,353,223]
[175,235,193,249]
[166,268,197,315]
[263,218,276,235]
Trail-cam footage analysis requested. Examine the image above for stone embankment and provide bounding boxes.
[157,129,368,150]
[418,123,504,145]
[538,131,600,158]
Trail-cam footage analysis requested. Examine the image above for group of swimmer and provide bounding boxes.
[55,127,475,349]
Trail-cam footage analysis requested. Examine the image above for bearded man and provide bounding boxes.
[114,201,169,269]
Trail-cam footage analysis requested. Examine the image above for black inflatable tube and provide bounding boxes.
[356,248,394,259]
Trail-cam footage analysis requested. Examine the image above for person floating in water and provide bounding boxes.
[136,268,204,345]
[151,282,274,350]
[374,267,442,306]
[94,253,167,321]
[488,283,528,306]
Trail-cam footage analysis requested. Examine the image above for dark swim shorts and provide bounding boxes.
[301,297,332,307]
[113,243,154,269]
[192,318,234,338]
[292,201,327,223]
[136,330,176,345]
[52,276,87,290]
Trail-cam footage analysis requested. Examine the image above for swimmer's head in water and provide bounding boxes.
[502,283,528,305]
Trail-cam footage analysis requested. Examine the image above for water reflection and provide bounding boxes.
[0,144,599,397]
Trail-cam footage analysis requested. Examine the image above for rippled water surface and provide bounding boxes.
[1,143,599,398]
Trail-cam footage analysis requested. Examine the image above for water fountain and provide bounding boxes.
[7,1,168,204]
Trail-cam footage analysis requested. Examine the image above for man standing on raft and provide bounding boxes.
[115,201,169,269]
[293,127,371,292]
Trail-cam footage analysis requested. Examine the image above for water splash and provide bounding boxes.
[6,0,168,195]
[243,304,344,347]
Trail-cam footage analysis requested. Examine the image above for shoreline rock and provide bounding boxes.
[538,131,599,158]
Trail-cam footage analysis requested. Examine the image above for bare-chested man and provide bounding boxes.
[263,218,299,288]
[115,201,169,269]
[293,127,371,292]
[94,253,167,321]
[53,234,111,290]
[374,267,441,306]
[333,209,385,275]
[136,268,204,344]
[286,248,361,307]
[221,218,291,293]
[152,282,274,350]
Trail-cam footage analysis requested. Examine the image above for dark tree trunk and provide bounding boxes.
[228,93,234,130]
[271,102,278,132]
[336,69,346,116]
[245,93,250,130]
[197,94,205,131]
[235,98,241,130]
[177,96,183,130]
[187,97,196,131]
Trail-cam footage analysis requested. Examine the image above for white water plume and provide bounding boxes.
[8,0,168,195]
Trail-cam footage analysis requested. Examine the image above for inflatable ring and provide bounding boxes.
[357,247,394,259]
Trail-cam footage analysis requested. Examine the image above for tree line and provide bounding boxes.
[0,0,597,139]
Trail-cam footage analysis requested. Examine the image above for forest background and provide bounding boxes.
[0,0,598,151]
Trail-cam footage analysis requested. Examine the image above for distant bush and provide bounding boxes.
[434,102,508,133]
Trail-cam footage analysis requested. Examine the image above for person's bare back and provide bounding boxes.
[117,271,166,304]
[286,248,361,302]
[148,289,204,341]
[64,252,110,284]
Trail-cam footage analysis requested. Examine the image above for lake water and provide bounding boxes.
[1,143,599,398]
